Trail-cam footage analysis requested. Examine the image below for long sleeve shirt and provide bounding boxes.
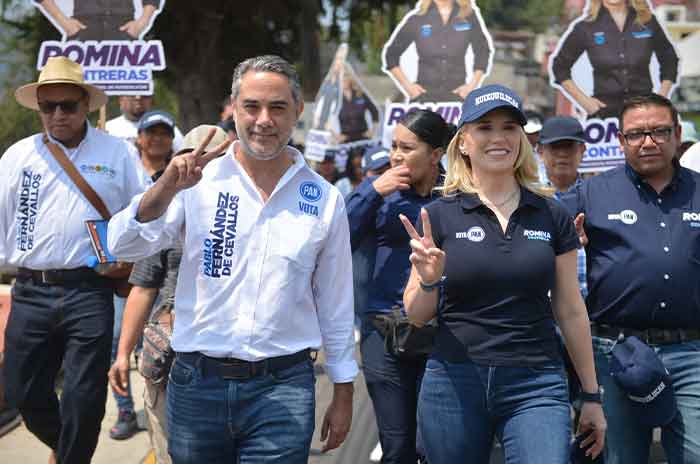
[108,143,358,383]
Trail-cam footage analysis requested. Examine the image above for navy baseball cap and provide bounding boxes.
[610,336,678,427]
[362,145,390,173]
[539,116,586,145]
[457,84,527,128]
[138,110,176,136]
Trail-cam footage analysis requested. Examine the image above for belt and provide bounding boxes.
[178,349,313,380]
[17,267,112,288]
[591,324,700,345]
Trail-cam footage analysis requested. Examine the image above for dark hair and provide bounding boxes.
[344,147,364,184]
[619,94,679,130]
[399,109,456,149]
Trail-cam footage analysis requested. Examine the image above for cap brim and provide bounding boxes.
[460,104,528,127]
[523,122,543,134]
[539,135,587,145]
[15,80,108,112]
[627,379,678,427]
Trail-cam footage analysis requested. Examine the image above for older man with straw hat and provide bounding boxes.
[1,56,147,464]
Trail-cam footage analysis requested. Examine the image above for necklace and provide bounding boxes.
[481,188,519,208]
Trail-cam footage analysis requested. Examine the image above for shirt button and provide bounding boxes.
[657,198,662,204]
[506,235,511,239]
[660,302,667,309]
[636,184,641,189]
[664,274,670,280]
[663,246,670,252]
[660,222,666,228]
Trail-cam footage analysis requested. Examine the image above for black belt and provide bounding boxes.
[591,324,700,345]
[16,266,112,288]
[178,349,313,380]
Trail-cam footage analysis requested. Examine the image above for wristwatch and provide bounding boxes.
[419,276,446,292]
[580,386,604,404]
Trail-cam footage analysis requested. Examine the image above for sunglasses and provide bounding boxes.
[37,99,83,115]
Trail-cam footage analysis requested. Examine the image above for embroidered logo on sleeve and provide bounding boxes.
[202,192,239,278]
[16,170,42,251]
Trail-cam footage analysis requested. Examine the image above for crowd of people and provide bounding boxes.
[0,51,699,464]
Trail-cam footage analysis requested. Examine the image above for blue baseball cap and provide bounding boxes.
[610,336,678,427]
[138,110,176,136]
[362,145,390,173]
[539,116,586,145]
[457,84,527,128]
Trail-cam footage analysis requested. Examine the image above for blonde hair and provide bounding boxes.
[418,0,472,19]
[440,126,551,197]
[586,0,652,25]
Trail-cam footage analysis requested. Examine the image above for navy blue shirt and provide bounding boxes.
[347,177,441,314]
[422,188,579,366]
[561,163,700,330]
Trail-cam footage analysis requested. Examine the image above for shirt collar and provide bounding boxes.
[459,185,547,211]
[624,158,684,192]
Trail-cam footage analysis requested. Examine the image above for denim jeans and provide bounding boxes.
[360,318,427,464]
[166,352,316,464]
[418,357,571,464]
[3,280,114,464]
[593,336,700,464]
[111,294,134,412]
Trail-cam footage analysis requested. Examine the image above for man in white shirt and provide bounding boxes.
[108,55,358,463]
[0,56,147,464]
[106,94,184,150]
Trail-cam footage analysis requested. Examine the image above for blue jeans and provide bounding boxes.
[111,295,134,412]
[3,280,114,464]
[418,357,571,464]
[593,336,700,464]
[166,353,316,464]
[360,318,427,464]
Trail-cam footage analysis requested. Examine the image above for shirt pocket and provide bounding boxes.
[267,212,325,271]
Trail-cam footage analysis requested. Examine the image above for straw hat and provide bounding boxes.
[15,57,108,112]
[176,125,229,155]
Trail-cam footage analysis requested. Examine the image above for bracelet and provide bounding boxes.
[419,276,446,292]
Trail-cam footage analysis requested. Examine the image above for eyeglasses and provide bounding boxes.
[37,99,83,115]
[621,127,674,146]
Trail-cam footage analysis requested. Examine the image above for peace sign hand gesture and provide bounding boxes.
[161,128,231,193]
[399,208,446,286]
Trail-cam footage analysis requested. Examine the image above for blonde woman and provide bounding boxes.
[552,0,678,118]
[400,85,606,462]
[383,0,492,102]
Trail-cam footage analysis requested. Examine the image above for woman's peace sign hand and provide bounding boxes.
[399,208,445,286]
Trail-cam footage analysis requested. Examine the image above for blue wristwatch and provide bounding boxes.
[419,276,446,292]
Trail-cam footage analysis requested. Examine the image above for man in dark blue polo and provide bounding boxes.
[562,94,700,463]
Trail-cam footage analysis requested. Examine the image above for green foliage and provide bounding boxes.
[0,95,42,155]
[476,0,563,33]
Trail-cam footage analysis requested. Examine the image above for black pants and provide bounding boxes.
[3,280,114,464]
[360,316,427,464]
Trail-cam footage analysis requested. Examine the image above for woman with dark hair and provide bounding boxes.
[551,0,678,118]
[401,85,606,462]
[335,148,365,198]
[346,109,455,463]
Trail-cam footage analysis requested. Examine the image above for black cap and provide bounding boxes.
[539,116,586,145]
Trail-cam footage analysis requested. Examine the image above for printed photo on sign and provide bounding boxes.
[33,0,164,41]
[33,0,167,95]
[305,43,381,168]
[548,0,680,120]
[381,0,493,103]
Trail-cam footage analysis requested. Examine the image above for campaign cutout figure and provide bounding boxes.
[548,0,680,171]
[306,44,381,167]
[382,0,493,103]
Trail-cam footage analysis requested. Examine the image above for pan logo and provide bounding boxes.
[466,226,486,242]
[299,181,322,203]
[608,209,638,225]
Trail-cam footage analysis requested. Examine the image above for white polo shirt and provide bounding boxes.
[106,114,184,151]
[108,143,358,383]
[0,123,148,269]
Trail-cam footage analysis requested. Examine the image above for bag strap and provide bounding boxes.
[43,134,112,220]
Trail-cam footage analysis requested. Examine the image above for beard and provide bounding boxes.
[238,131,290,161]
